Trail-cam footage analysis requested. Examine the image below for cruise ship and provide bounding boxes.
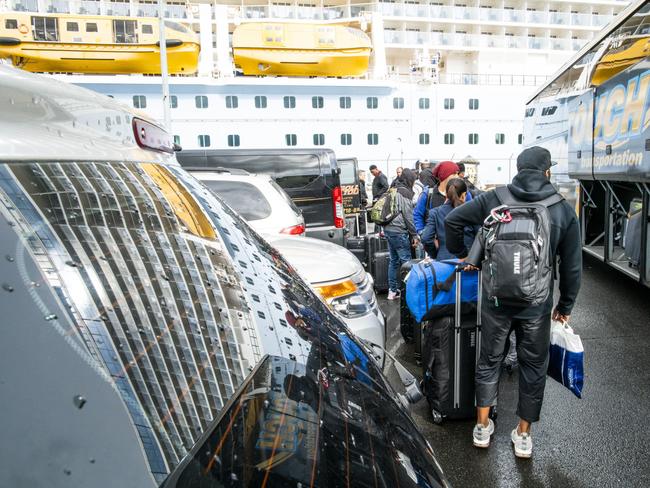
[0,0,631,184]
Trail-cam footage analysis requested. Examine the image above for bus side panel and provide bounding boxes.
[568,90,595,181]
[591,61,650,183]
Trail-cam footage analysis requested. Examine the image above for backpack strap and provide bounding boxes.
[495,185,564,208]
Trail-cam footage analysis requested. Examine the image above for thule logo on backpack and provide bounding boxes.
[513,252,521,275]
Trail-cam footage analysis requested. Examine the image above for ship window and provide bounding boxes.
[495,133,505,144]
[113,19,138,44]
[367,133,379,145]
[5,19,18,29]
[444,133,455,145]
[419,97,430,109]
[469,133,479,144]
[142,24,153,34]
[313,134,325,146]
[32,16,58,42]
[173,135,181,145]
[340,96,351,109]
[312,96,324,109]
[283,96,296,109]
[444,98,455,110]
[518,133,523,144]
[367,97,378,109]
[541,106,557,116]
[419,133,430,145]
[393,97,405,109]
[198,134,211,147]
[469,98,479,110]
[195,95,208,109]
[170,95,178,108]
[225,95,238,109]
[341,133,352,145]
[285,134,297,146]
[254,95,267,108]
[66,22,79,32]
[227,135,240,147]
[132,95,147,109]
[86,22,98,32]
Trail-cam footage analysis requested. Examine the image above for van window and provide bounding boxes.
[202,180,272,221]
[339,160,356,185]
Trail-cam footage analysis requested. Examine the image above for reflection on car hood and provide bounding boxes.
[265,235,363,284]
[163,355,449,488]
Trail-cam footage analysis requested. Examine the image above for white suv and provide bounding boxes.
[192,168,306,235]
[191,169,386,355]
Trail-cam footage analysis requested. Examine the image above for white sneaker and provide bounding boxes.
[387,290,401,300]
[511,427,533,459]
[472,419,495,448]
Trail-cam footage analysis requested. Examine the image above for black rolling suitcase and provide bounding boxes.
[346,236,367,268]
[421,267,481,424]
[366,234,389,292]
[399,259,421,344]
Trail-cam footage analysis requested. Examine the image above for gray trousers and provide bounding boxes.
[475,304,552,423]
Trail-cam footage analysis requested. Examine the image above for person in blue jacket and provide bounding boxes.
[420,178,476,260]
[414,161,473,236]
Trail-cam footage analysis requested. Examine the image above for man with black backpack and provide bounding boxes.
[445,146,582,459]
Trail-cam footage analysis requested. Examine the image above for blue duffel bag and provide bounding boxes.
[405,259,479,322]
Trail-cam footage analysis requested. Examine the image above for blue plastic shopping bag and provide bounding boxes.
[548,321,584,398]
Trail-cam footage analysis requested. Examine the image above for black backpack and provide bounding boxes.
[482,186,564,307]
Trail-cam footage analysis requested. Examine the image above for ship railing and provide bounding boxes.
[385,31,588,53]
[268,2,614,30]
[5,0,190,18]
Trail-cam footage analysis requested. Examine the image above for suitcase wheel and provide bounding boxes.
[431,409,443,425]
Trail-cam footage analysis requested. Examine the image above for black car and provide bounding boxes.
[176,148,346,246]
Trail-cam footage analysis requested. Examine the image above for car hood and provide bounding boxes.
[163,355,450,488]
[266,235,363,284]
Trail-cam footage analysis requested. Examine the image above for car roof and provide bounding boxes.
[0,64,175,165]
[189,170,271,182]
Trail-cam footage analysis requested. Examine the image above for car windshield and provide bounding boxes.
[201,179,273,221]
[0,160,447,487]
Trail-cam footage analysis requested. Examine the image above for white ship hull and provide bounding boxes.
[63,74,533,185]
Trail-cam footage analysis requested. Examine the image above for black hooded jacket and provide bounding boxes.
[445,170,582,318]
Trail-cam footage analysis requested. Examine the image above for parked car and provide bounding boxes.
[267,235,386,359]
[190,168,306,236]
[0,65,449,487]
[176,148,346,245]
[188,170,385,356]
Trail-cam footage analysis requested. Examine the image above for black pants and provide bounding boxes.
[475,304,551,423]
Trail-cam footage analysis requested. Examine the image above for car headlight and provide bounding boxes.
[314,279,372,318]
[330,293,372,318]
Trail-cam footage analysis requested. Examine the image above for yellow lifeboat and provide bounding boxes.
[591,35,650,86]
[0,12,199,75]
[232,22,372,77]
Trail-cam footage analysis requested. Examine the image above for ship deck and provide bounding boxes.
[381,252,650,487]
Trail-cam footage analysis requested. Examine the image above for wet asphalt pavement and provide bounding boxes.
[380,254,650,488]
